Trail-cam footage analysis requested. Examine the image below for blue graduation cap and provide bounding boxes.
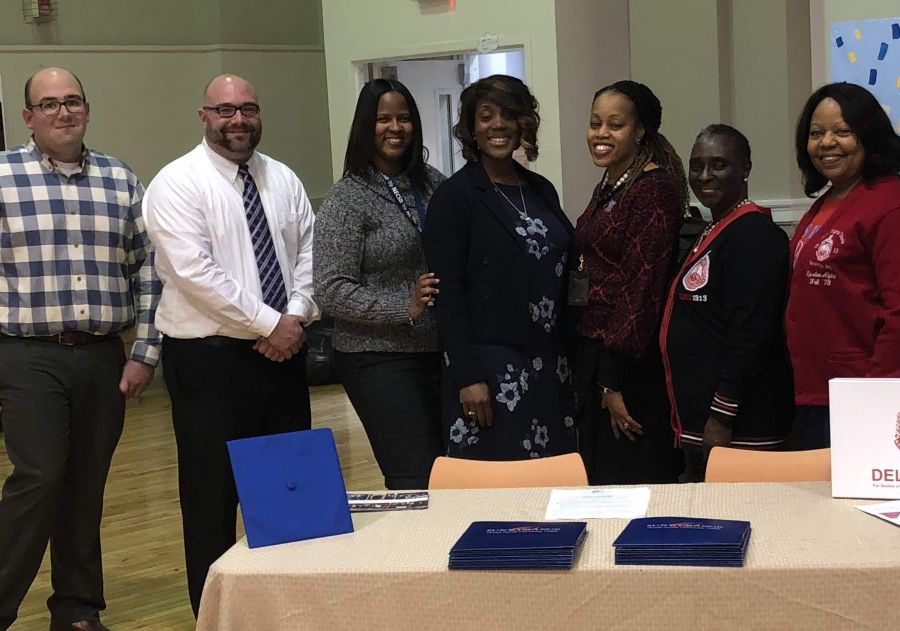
[227,427,354,548]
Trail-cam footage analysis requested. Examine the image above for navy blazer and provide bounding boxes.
[423,161,575,389]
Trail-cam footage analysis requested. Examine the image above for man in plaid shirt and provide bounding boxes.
[0,67,161,631]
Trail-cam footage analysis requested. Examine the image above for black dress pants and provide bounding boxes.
[335,351,442,489]
[0,337,125,630]
[575,337,683,485]
[785,405,830,450]
[162,336,311,617]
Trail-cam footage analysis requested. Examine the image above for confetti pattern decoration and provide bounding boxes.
[831,17,900,137]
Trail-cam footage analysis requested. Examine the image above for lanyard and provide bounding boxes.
[380,173,426,232]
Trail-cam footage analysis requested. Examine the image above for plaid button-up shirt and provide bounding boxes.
[0,139,161,365]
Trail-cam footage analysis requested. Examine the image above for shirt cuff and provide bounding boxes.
[287,296,321,323]
[129,341,160,367]
[251,305,283,338]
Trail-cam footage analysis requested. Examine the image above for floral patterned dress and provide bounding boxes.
[443,183,577,459]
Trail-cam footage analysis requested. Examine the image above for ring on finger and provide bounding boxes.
[467,410,476,417]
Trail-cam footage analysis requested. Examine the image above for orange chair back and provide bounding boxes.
[428,453,588,489]
[705,447,831,482]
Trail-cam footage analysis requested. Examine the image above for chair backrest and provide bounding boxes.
[705,447,831,482]
[428,453,588,489]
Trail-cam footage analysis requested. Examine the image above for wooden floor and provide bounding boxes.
[0,379,384,631]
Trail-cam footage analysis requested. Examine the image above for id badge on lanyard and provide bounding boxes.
[380,173,426,232]
[568,255,589,306]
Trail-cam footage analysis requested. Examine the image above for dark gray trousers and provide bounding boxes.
[0,337,125,629]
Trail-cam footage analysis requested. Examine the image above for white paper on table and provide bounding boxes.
[856,500,900,527]
[544,487,651,520]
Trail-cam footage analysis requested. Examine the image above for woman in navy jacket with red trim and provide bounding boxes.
[786,82,900,450]
[660,125,793,482]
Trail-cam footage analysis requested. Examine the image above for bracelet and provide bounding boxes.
[600,385,619,396]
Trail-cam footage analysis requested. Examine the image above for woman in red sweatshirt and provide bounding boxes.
[786,82,900,449]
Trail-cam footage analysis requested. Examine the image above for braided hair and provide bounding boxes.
[593,80,689,211]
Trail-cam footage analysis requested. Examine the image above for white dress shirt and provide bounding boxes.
[143,140,319,340]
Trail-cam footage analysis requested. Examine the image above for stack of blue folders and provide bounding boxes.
[449,521,588,570]
[612,516,751,567]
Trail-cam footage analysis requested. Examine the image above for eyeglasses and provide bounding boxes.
[202,103,260,118]
[28,97,86,116]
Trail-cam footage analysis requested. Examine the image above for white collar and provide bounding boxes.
[201,138,259,182]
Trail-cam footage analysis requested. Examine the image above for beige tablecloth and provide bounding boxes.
[196,482,900,630]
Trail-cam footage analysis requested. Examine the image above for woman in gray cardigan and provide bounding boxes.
[313,79,446,489]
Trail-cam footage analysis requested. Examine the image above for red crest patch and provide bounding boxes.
[815,234,834,262]
[894,411,900,451]
[682,253,710,292]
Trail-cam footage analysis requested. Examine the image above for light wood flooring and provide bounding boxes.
[0,379,384,631]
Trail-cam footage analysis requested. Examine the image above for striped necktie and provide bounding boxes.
[238,163,288,312]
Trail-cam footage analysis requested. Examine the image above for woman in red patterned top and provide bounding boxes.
[573,80,688,484]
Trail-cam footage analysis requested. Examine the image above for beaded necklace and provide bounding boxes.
[594,155,647,213]
[692,199,752,253]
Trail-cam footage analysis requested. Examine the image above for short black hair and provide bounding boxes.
[795,82,900,196]
[343,79,427,188]
[24,69,86,108]
[454,74,540,163]
[696,123,752,169]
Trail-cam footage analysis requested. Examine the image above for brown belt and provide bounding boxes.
[15,332,120,346]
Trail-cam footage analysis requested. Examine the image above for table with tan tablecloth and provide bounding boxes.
[195,482,900,630]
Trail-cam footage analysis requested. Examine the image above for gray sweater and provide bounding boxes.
[313,165,446,353]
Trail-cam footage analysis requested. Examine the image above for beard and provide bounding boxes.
[207,119,262,157]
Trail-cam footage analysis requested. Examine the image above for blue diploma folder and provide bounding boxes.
[449,521,587,569]
[227,428,354,548]
[612,516,751,567]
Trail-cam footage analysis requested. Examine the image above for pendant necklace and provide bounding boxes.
[493,182,528,218]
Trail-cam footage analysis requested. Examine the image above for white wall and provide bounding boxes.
[554,0,630,218]
[0,46,332,198]
[0,1,332,199]
[630,0,722,177]
[322,0,562,194]
[632,0,812,224]
[732,0,810,202]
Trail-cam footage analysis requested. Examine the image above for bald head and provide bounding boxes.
[199,74,262,164]
[25,67,85,107]
[203,74,257,106]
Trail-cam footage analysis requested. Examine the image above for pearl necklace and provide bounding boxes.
[692,199,752,253]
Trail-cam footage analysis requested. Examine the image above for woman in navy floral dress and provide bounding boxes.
[424,75,577,460]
